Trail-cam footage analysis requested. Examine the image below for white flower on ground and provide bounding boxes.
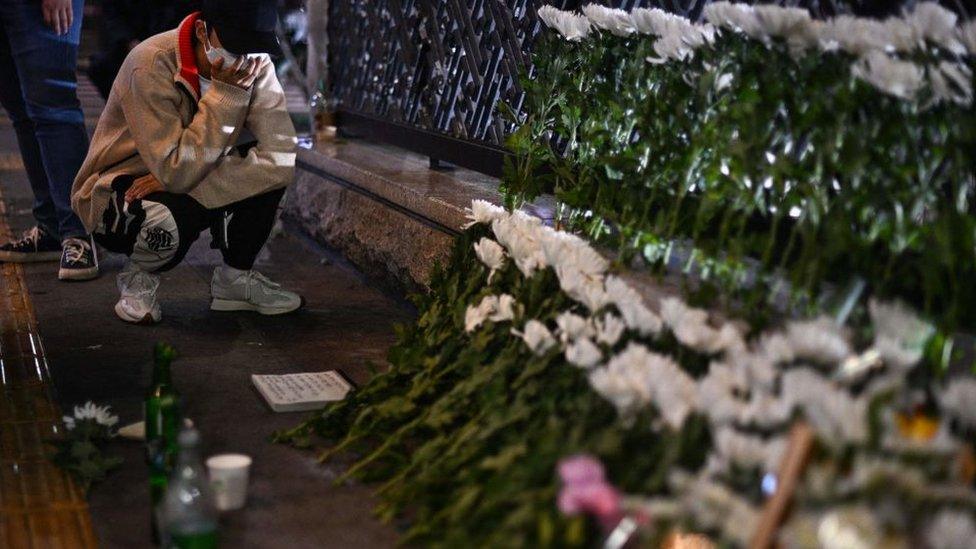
[67,401,119,429]
[594,314,625,346]
[712,427,786,474]
[703,2,763,39]
[868,299,934,369]
[781,368,868,444]
[464,294,517,332]
[491,294,517,322]
[754,5,817,51]
[555,311,592,344]
[473,237,506,283]
[925,510,976,549]
[604,276,662,336]
[541,230,608,278]
[785,316,850,365]
[588,343,697,429]
[660,297,745,355]
[463,199,506,228]
[818,16,893,55]
[565,337,603,369]
[558,268,608,313]
[514,319,557,356]
[852,51,925,100]
[930,61,974,107]
[491,215,545,278]
[939,378,976,430]
[907,2,963,53]
[959,19,976,56]
[537,5,592,42]
[582,4,634,37]
[465,295,497,332]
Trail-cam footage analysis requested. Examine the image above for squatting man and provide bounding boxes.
[72,0,303,324]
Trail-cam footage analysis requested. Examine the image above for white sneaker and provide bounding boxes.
[115,265,161,324]
[210,267,303,315]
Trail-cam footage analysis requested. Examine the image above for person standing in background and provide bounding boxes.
[0,0,98,280]
[87,0,201,100]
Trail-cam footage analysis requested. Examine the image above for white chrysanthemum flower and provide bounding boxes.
[63,415,76,430]
[818,16,892,55]
[648,33,695,63]
[755,5,816,51]
[72,401,120,428]
[537,5,592,42]
[491,294,517,322]
[542,229,608,278]
[463,199,506,228]
[558,268,608,313]
[464,295,497,332]
[604,276,662,336]
[660,297,745,355]
[491,216,545,277]
[594,314,626,346]
[473,237,505,282]
[713,427,786,473]
[697,363,747,425]
[630,7,678,36]
[588,344,696,429]
[925,510,976,549]
[739,391,793,428]
[930,61,974,107]
[939,378,976,430]
[555,311,591,344]
[959,19,976,56]
[785,316,850,365]
[464,294,517,332]
[781,368,868,444]
[883,17,918,53]
[868,299,934,369]
[566,337,603,369]
[907,2,963,53]
[514,319,557,356]
[582,4,634,37]
[703,2,763,39]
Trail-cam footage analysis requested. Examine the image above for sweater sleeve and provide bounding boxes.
[188,61,297,208]
[119,53,252,194]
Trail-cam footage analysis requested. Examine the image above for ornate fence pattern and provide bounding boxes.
[326,0,971,174]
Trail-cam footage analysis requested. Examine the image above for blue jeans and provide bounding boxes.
[0,0,88,239]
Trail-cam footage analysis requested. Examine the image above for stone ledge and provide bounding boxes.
[284,138,554,294]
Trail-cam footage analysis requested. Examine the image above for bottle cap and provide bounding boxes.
[178,427,201,447]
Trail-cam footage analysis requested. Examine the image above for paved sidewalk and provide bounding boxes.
[0,77,408,547]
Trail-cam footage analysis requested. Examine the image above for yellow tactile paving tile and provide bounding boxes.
[0,187,98,548]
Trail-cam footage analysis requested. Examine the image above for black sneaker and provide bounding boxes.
[58,237,99,281]
[0,226,62,263]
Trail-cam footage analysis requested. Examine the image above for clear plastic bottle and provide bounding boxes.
[162,428,218,548]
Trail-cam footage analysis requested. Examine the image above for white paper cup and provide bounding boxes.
[206,454,252,511]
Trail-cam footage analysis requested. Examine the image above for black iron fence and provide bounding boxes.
[326,0,973,177]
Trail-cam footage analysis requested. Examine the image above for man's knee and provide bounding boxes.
[130,200,181,272]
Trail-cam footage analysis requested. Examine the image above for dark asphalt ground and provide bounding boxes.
[0,78,407,548]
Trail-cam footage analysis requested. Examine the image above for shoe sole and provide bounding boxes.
[59,266,99,281]
[114,302,161,325]
[210,297,304,315]
[0,250,62,263]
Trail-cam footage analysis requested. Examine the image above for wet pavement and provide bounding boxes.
[0,77,408,548]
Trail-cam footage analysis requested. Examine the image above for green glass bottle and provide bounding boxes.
[145,342,181,545]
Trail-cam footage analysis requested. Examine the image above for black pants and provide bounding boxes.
[94,174,284,272]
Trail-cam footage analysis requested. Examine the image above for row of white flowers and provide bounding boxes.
[462,199,975,471]
[537,2,975,104]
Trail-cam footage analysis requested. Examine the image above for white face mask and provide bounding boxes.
[204,25,268,68]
